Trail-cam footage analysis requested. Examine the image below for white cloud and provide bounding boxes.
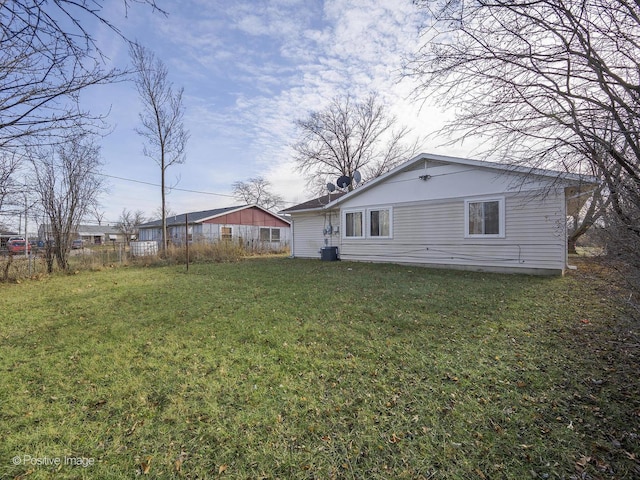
[79,0,469,223]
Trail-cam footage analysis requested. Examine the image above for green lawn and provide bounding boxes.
[0,258,638,479]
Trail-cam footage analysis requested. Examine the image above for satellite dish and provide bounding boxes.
[336,175,351,189]
[353,170,362,184]
[327,182,336,192]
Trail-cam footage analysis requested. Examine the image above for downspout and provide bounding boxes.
[289,218,295,258]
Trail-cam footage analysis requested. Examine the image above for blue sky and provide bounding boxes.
[83,0,467,224]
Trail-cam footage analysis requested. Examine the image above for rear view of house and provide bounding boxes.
[281,153,597,275]
[137,205,290,251]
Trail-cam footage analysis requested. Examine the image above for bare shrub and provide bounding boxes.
[601,225,640,312]
[0,255,49,282]
[167,241,246,264]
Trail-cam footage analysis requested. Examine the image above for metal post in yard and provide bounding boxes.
[185,213,189,272]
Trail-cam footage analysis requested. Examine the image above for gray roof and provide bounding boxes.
[40,224,119,235]
[280,192,347,213]
[77,225,120,236]
[138,205,250,229]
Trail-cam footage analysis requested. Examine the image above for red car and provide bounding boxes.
[7,239,31,254]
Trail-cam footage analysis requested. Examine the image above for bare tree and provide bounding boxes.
[232,176,284,211]
[568,184,608,254]
[30,133,104,272]
[86,206,107,226]
[130,43,189,255]
[152,204,176,221]
[116,208,146,245]
[407,0,640,289]
[0,1,165,152]
[0,1,165,228]
[293,93,421,193]
[0,154,20,213]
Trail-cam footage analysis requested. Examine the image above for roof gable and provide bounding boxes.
[323,153,599,210]
[283,153,598,213]
[139,205,290,228]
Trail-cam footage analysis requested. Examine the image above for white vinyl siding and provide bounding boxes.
[290,211,337,258]
[338,191,566,273]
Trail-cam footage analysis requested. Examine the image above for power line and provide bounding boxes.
[99,172,237,198]
[98,171,301,205]
[4,170,239,199]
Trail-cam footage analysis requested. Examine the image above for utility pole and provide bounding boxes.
[24,192,28,260]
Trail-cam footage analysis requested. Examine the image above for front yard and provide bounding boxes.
[0,258,638,479]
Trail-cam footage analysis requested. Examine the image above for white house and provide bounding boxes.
[137,205,291,251]
[281,153,598,275]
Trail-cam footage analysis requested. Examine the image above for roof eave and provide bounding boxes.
[282,206,326,214]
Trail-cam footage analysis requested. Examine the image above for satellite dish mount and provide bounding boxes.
[327,170,362,193]
[336,175,351,189]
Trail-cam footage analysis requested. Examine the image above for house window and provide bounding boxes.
[369,208,391,237]
[344,211,363,237]
[465,198,505,237]
[259,228,281,242]
[221,226,232,240]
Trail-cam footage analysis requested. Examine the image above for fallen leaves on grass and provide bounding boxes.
[125,420,142,436]
[174,451,187,472]
[138,456,152,475]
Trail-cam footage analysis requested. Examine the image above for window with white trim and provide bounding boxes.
[369,208,391,237]
[465,197,505,237]
[344,211,363,237]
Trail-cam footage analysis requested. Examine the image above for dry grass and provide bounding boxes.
[0,241,289,282]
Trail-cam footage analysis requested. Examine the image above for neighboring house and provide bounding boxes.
[38,224,125,244]
[281,153,598,275]
[137,205,291,251]
[76,225,124,244]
